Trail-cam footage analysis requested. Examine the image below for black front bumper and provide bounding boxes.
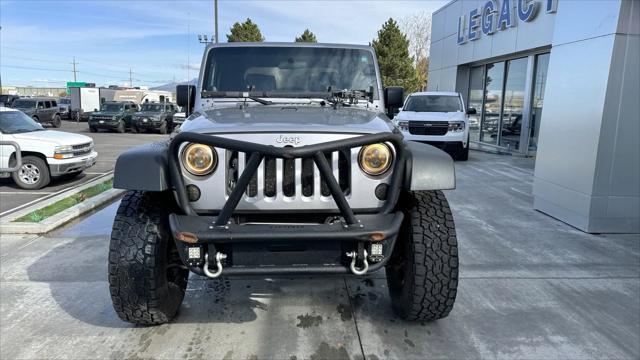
[89,120,119,129]
[167,131,407,276]
[134,119,161,129]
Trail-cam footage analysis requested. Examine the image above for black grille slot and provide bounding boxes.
[226,151,238,196]
[72,143,91,150]
[338,150,351,195]
[301,158,314,197]
[409,121,449,136]
[246,154,258,197]
[283,157,295,197]
[264,157,277,197]
[320,152,332,197]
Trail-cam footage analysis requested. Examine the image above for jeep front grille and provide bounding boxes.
[226,150,351,199]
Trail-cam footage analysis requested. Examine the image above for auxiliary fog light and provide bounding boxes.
[187,246,203,266]
[369,243,384,262]
[186,184,201,202]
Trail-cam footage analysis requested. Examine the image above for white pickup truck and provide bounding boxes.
[394,91,476,161]
[0,107,98,189]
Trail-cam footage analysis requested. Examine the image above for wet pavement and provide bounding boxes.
[1,151,639,359]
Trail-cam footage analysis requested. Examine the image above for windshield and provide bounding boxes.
[12,100,36,109]
[101,104,124,112]
[404,95,462,113]
[140,104,163,112]
[0,111,45,133]
[59,98,71,104]
[203,46,379,99]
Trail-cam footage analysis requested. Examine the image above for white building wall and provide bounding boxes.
[428,0,640,233]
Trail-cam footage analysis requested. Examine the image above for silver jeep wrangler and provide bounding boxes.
[108,43,459,325]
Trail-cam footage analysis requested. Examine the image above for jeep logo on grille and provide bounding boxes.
[275,135,301,145]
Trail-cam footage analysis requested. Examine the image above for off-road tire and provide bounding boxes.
[116,120,125,133]
[52,114,62,128]
[386,190,458,321]
[131,125,138,134]
[11,155,51,190]
[89,125,97,133]
[158,120,168,134]
[108,191,189,325]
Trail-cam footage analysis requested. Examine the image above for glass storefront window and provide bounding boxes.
[468,66,484,142]
[480,62,504,145]
[529,53,550,151]
[499,57,528,150]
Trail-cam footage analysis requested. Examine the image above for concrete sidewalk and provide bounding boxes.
[1,151,638,359]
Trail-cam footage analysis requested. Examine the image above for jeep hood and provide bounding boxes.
[180,106,395,134]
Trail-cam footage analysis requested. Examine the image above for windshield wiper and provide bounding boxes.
[247,96,273,105]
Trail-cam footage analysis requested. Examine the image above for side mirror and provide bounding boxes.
[176,85,196,116]
[384,86,404,119]
[466,107,477,115]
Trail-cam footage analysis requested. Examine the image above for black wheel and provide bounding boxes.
[131,125,138,133]
[11,155,51,190]
[386,190,459,321]
[158,120,168,134]
[108,191,188,325]
[31,115,39,124]
[52,114,62,128]
[457,143,469,161]
[89,125,97,133]
[116,120,125,133]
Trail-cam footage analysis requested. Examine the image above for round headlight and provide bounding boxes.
[358,143,392,176]
[182,143,217,176]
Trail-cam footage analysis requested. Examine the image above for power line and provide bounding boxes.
[3,64,72,72]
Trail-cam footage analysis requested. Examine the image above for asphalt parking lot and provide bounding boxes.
[1,151,638,359]
[0,120,167,215]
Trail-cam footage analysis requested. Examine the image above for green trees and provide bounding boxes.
[371,18,420,93]
[295,29,317,43]
[227,18,265,42]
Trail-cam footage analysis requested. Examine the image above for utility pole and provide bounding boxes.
[129,68,133,87]
[71,57,78,82]
[214,0,219,43]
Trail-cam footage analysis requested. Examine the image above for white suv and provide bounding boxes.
[394,91,475,161]
[0,107,98,189]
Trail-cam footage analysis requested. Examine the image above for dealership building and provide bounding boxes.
[428,0,639,233]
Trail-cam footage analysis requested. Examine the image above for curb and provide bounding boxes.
[0,174,124,234]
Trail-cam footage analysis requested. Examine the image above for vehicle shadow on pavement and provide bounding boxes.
[24,234,266,328]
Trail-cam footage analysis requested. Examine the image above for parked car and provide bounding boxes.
[108,43,459,325]
[132,102,177,134]
[88,101,139,133]
[394,91,475,160]
[11,97,63,128]
[0,94,20,108]
[0,107,97,189]
[172,106,186,129]
[58,97,72,119]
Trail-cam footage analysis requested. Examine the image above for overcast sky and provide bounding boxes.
[0,0,446,88]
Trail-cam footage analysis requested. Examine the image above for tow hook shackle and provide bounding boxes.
[346,250,369,275]
[203,252,227,278]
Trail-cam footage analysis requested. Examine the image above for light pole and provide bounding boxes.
[214,0,218,43]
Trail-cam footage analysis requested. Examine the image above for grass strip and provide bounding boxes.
[13,179,113,223]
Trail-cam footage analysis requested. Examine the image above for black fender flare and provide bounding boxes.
[113,141,171,191]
